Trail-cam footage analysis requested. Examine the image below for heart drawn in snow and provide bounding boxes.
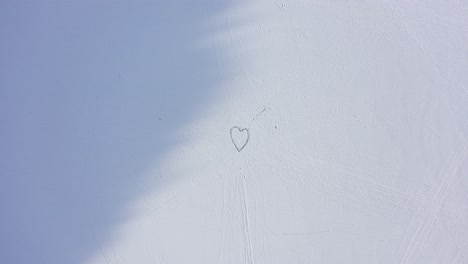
[230,126,250,152]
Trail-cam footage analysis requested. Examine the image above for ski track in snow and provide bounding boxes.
[397,142,468,264]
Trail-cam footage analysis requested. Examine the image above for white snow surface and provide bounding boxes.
[2,1,468,264]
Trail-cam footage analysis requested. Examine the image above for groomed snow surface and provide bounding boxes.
[1,1,468,263]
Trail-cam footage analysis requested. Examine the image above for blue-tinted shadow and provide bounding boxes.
[0,1,230,263]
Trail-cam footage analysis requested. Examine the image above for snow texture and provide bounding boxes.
[1,1,468,263]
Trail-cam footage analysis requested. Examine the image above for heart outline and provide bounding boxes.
[230,126,250,152]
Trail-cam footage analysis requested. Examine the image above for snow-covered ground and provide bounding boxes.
[2,1,468,263]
